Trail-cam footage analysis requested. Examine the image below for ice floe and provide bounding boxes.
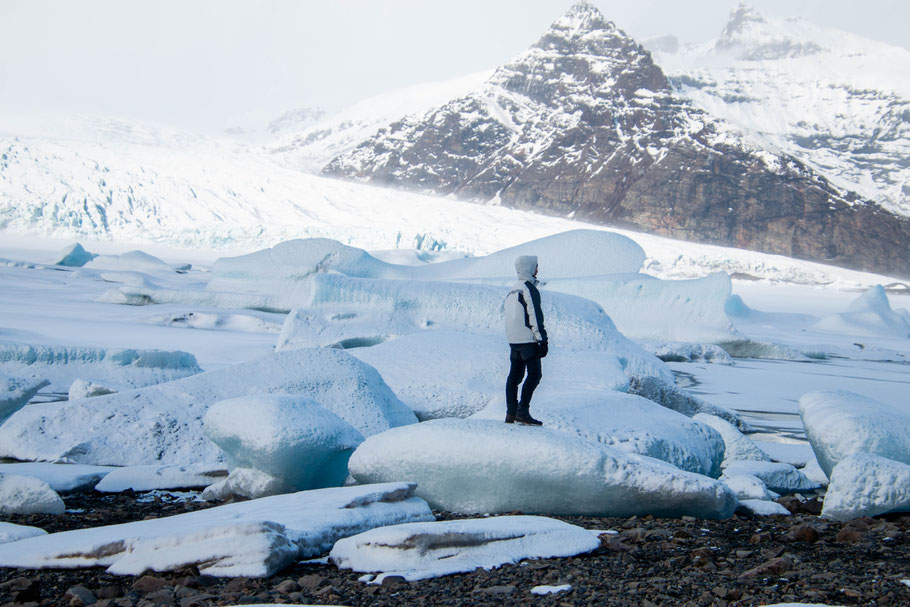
[0,473,65,515]
[642,341,733,364]
[204,395,364,491]
[348,419,737,518]
[0,522,47,545]
[95,464,227,493]
[0,348,416,466]
[800,390,910,477]
[627,376,749,431]
[0,463,114,492]
[68,378,118,400]
[0,343,202,394]
[84,250,175,273]
[329,516,600,582]
[821,453,910,521]
[0,482,433,577]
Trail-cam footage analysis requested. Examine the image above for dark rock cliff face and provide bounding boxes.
[324,2,910,278]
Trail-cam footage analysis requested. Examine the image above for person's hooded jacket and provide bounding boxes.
[504,255,548,345]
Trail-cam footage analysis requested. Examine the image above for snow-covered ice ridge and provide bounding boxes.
[651,3,910,218]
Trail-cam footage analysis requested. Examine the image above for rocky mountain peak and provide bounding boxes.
[489,1,669,107]
[715,3,822,60]
[550,1,611,34]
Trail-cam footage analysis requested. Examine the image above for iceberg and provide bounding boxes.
[204,395,364,491]
[544,272,743,344]
[68,378,118,400]
[0,482,433,577]
[53,243,96,267]
[0,348,416,466]
[800,390,910,477]
[813,285,910,338]
[821,453,910,522]
[627,376,750,431]
[330,516,601,582]
[348,419,737,518]
[95,464,227,493]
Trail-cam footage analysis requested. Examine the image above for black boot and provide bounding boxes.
[515,407,542,426]
[505,404,517,424]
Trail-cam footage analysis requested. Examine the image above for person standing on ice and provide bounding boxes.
[504,255,547,426]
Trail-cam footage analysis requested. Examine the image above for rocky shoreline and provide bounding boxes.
[2,491,909,606]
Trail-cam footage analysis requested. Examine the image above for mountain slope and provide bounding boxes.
[323,2,910,278]
[651,3,910,219]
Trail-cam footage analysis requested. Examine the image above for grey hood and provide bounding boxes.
[514,255,538,283]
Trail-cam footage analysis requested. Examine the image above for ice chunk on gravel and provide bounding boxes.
[0,522,47,544]
[736,499,790,517]
[474,392,725,477]
[694,413,771,466]
[722,474,779,501]
[204,395,364,491]
[0,348,415,466]
[821,453,910,522]
[202,468,287,501]
[348,419,736,519]
[800,390,910,477]
[0,463,114,492]
[95,464,227,493]
[329,516,600,582]
[0,482,433,577]
[722,460,821,495]
[0,474,65,515]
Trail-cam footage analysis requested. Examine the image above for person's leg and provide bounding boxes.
[505,346,526,422]
[518,353,542,409]
[515,348,543,425]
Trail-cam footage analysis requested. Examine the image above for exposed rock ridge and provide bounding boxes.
[324,2,910,278]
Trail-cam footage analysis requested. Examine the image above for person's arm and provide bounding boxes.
[524,281,548,344]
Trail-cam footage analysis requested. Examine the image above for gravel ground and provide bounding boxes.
[2,492,909,606]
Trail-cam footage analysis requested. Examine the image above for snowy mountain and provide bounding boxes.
[323,2,910,278]
[264,72,490,173]
[650,3,910,219]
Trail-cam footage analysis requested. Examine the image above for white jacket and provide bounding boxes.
[504,258,547,344]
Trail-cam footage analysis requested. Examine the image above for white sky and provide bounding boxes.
[1,0,908,132]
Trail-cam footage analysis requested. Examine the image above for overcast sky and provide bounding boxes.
[1,0,907,132]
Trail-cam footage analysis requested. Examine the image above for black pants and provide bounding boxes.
[506,343,542,415]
